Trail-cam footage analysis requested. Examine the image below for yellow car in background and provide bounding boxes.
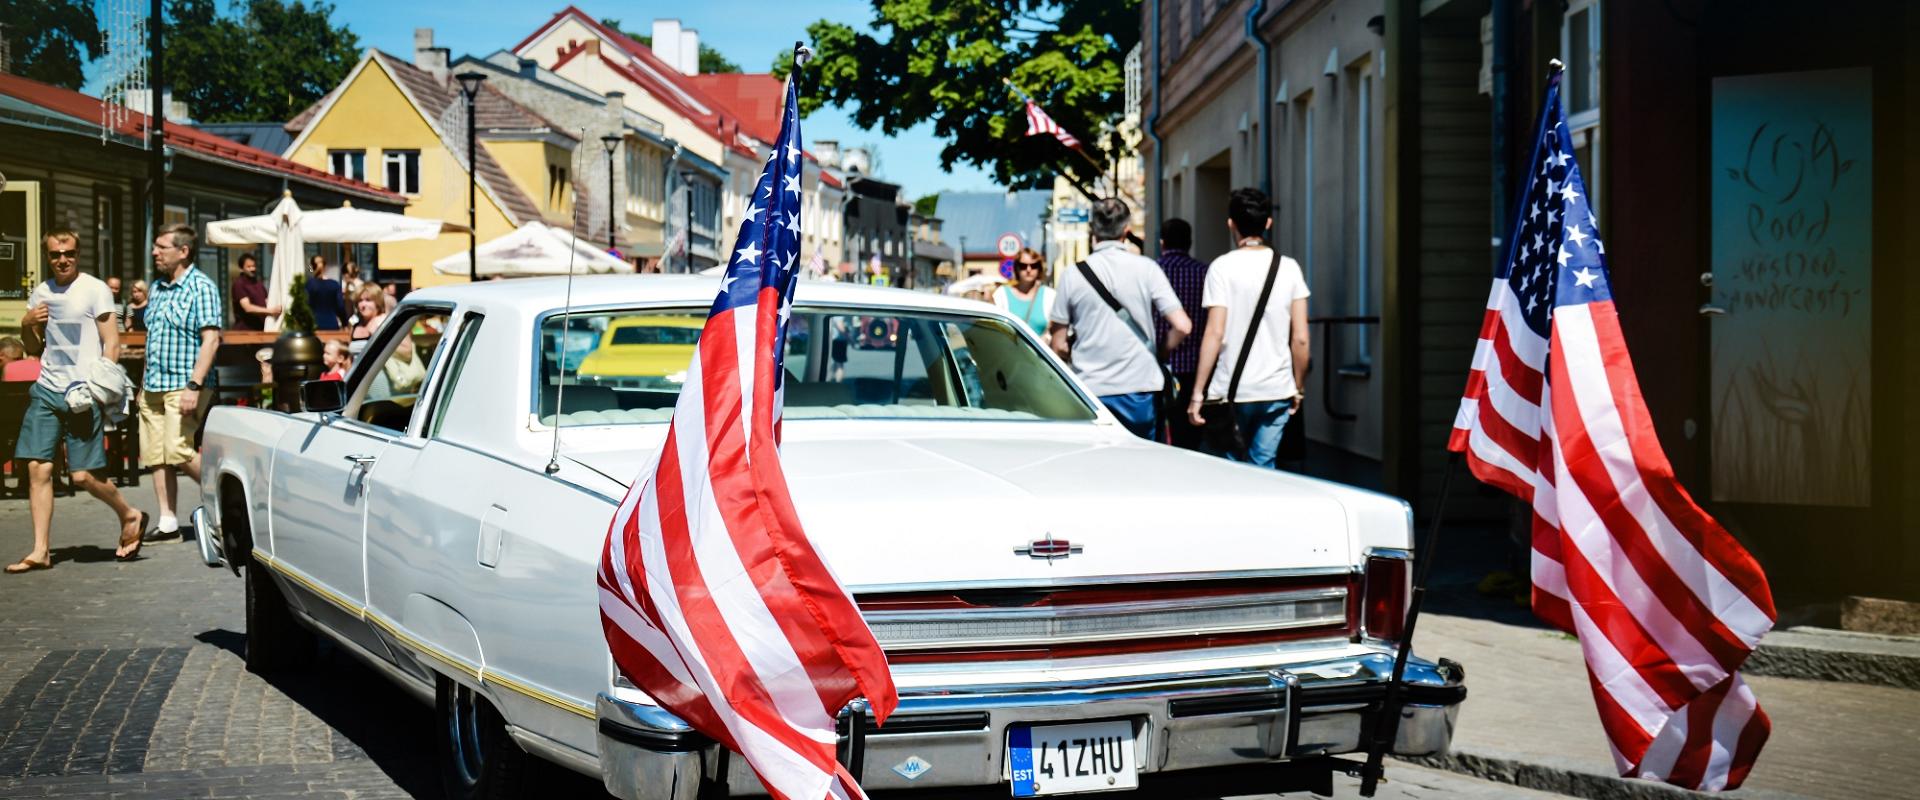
[575,314,704,384]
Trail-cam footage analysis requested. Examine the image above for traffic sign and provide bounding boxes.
[996,233,1022,257]
[1055,206,1090,224]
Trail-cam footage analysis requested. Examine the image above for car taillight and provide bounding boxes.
[1363,554,1410,641]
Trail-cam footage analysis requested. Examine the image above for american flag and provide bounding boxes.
[1449,73,1776,791]
[598,78,899,800]
[1024,99,1081,149]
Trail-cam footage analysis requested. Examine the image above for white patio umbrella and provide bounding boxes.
[431,221,628,278]
[264,195,303,333]
[207,195,462,329]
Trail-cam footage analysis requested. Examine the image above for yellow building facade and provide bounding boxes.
[283,50,562,289]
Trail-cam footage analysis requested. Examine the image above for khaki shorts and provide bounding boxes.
[139,388,200,467]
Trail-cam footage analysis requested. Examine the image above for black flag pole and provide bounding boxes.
[1357,451,1462,796]
[1356,57,1567,797]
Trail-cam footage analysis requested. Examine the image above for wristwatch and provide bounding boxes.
[186,380,203,392]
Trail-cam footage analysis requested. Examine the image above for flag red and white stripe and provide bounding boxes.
[598,77,898,800]
[1449,75,1775,791]
[1024,99,1081,149]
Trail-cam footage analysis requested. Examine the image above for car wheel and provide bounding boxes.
[437,677,533,800]
[244,562,313,673]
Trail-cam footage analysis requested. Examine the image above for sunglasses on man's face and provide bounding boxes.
[48,250,78,261]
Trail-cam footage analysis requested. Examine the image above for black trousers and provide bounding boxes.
[1166,371,1202,450]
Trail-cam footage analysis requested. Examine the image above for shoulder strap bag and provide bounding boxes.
[1200,249,1283,458]
[1075,260,1177,438]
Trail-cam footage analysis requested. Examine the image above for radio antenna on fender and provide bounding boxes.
[546,128,588,475]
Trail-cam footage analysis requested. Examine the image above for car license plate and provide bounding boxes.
[1007,720,1137,796]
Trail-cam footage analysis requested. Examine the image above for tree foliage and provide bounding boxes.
[152,0,360,123]
[601,18,742,74]
[285,272,316,334]
[775,0,1139,191]
[0,0,103,90]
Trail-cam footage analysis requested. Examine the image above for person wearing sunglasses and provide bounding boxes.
[8,230,149,573]
[991,248,1056,337]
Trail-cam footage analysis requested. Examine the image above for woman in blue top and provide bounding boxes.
[991,248,1055,337]
[304,254,347,330]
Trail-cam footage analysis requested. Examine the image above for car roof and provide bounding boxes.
[402,274,998,317]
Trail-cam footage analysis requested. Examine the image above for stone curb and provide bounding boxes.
[1745,628,1920,691]
[1402,749,1807,800]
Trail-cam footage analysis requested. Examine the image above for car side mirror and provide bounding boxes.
[301,379,347,413]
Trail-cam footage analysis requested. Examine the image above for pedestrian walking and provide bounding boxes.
[1186,188,1311,469]
[991,248,1056,337]
[1155,219,1209,449]
[1047,198,1192,439]
[229,252,279,331]
[7,230,148,573]
[306,254,347,330]
[140,223,223,542]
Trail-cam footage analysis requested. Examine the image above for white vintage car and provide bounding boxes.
[194,276,1464,799]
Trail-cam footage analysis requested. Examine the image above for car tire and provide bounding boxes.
[244,561,313,674]
[437,677,533,800]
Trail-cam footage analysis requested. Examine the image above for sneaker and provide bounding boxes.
[141,527,182,543]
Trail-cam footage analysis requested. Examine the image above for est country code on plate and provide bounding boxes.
[1007,720,1138,796]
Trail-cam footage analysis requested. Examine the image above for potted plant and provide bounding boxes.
[271,271,325,410]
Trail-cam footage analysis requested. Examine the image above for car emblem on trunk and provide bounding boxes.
[1015,534,1083,561]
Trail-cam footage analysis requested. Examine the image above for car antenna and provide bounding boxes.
[546,129,588,475]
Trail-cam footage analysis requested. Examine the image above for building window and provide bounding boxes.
[383,150,420,194]
[548,165,570,210]
[328,150,365,182]
[1346,60,1375,364]
[1292,93,1315,286]
[1563,0,1601,206]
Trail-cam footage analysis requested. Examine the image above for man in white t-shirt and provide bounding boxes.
[1186,187,1312,468]
[8,231,148,573]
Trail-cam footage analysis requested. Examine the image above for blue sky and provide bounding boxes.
[88,0,1001,198]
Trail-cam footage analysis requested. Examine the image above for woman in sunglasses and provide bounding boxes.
[991,248,1056,337]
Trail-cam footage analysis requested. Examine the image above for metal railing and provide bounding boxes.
[1307,316,1380,422]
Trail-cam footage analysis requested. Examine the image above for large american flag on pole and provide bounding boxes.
[598,77,899,800]
[1449,71,1776,791]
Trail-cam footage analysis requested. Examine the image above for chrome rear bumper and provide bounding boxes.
[596,650,1464,800]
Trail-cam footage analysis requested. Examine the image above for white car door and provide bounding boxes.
[270,305,451,659]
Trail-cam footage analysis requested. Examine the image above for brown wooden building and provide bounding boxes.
[0,72,403,335]
[1384,0,1915,602]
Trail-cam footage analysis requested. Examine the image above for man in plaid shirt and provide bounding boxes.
[140,223,222,541]
[1155,219,1209,449]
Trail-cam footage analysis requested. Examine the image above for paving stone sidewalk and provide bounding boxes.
[1412,613,1920,800]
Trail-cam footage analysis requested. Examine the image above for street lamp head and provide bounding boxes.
[600,134,622,155]
[454,71,488,100]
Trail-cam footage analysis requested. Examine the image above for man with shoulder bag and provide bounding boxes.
[1047,198,1192,439]
[1187,187,1312,468]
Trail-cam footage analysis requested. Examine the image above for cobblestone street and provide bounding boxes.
[0,485,1546,799]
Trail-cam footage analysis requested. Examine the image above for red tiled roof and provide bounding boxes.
[0,72,403,203]
[687,73,784,144]
[522,7,766,160]
[357,51,549,226]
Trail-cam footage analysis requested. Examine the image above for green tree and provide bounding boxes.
[150,0,359,123]
[0,0,103,90]
[913,194,939,217]
[600,18,742,74]
[775,1,1139,192]
[285,272,316,334]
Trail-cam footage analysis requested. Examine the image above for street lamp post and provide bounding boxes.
[455,71,488,282]
[600,134,622,261]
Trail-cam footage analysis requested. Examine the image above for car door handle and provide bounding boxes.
[1698,304,1729,317]
[342,453,379,466]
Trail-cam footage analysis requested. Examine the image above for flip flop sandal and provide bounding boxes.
[117,512,150,562]
[5,558,53,574]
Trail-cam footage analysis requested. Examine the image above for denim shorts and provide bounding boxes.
[1099,391,1159,439]
[13,382,108,471]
